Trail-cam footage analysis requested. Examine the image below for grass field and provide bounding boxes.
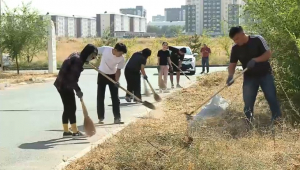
[64,71,300,170]
[19,37,232,68]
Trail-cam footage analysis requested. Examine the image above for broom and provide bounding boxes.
[80,98,96,137]
[89,63,156,110]
[146,79,162,102]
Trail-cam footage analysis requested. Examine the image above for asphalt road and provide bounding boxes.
[0,67,228,170]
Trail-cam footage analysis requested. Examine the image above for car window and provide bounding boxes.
[172,47,193,55]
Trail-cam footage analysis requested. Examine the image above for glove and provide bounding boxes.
[76,91,83,98]
[115,82,120,88]
[246,59,256,69]
[143,75,148,80]
[226,75,234,86]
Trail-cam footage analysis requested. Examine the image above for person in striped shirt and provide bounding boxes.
[226,26,281,124]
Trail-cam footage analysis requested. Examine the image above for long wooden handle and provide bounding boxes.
[89,63,143,102]
[146,79,156,94]
[171,61,190,80]
[192,68,248,114]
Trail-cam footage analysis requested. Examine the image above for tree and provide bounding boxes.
[187,34,202,54]
[243,0,300,122]
[0,2,48,74]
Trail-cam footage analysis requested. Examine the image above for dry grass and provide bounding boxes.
[31,37,230,66]
[65,71,300,170]
[0,72,57,84]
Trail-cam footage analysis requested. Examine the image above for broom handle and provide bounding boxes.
[171,61,190,80]
[192,68,248,114]
[89,63,143,102]
[146,79,156,94]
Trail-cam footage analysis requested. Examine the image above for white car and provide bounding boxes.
[170,46,198,75]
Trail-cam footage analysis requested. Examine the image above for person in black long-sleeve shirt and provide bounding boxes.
[54,44,98,138]
[168,46,186,88]
[124,48,151,102]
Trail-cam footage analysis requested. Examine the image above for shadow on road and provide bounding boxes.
[108,103,141,107]
[18,138,88,150]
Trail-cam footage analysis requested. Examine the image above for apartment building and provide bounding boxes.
[120,6,147,18]
[148,21,185,28]
[183,5,196,34]
[164,6,186,21]
[51,15,96,38]
[152,15,165,21]
[186,0,242,36]
[96,13,147,38]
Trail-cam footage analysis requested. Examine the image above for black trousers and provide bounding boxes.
[97,73,120,120]
[58,88,76,124]
[125,68,141,100]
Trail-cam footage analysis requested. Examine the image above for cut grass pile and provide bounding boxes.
[65,71,300,170]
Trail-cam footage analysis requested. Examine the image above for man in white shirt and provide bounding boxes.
[97,43,127,124]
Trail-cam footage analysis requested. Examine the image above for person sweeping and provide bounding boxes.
[227,26,281,124]
[168,46,186,88]
[54,44,98,138]
[124,48,151,102]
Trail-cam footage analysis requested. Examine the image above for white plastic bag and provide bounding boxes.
[189,95,229,128]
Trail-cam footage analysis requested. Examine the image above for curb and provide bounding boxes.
[54,77,198,170]
[5,65,236,70]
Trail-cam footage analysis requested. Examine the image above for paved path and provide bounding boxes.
[0,67,228,170]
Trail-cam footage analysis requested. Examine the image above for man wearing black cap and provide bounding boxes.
[54,44,98,138]
[168,46,186,88]
[124,48,152,102]
[227,26,281,124]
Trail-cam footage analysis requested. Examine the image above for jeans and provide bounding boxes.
[125,68,141,100]
[58,88,76,124]
[97,73,120,120]
[202,57,209,72]
[243,73,281,120]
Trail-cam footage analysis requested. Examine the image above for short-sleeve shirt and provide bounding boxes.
[169,46,184,64]
[200,47,211,57]
[97,46,125,74]
[125,52,146,71]
[157,50,170,66]
[230,35,272,77]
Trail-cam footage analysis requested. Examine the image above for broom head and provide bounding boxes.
[84,115,96,137]
[154,93,162,102]
[142,101,156,110]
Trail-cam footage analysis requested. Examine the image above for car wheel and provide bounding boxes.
[189,67,196,75]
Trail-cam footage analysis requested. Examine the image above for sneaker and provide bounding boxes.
[159,89,163,93]
[98,119,104,124]
[200,71,204,74]
[114,119,124,124]
[176,84,182,88]
[171,84,174,88]
[125,96,131,102]
[72,131,85,138]
[63,131,73,138]
[207,71,209,73]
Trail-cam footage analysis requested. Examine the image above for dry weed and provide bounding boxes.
[0,72,57,84]
[65,71,300,170]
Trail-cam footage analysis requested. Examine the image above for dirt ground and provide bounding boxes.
[0,72,57,84]
[64,71,300,170]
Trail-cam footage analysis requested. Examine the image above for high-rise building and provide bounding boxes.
[183,5,196,34]
[152,15,165,22]
[120,6,147,18]
[96,13,150,38]
[164,6,186,22]
[50,15,96,38]
[186,0,242,35]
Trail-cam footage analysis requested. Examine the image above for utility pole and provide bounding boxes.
[0,0,3,72]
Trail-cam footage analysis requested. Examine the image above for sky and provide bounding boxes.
[2,0,185,21]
